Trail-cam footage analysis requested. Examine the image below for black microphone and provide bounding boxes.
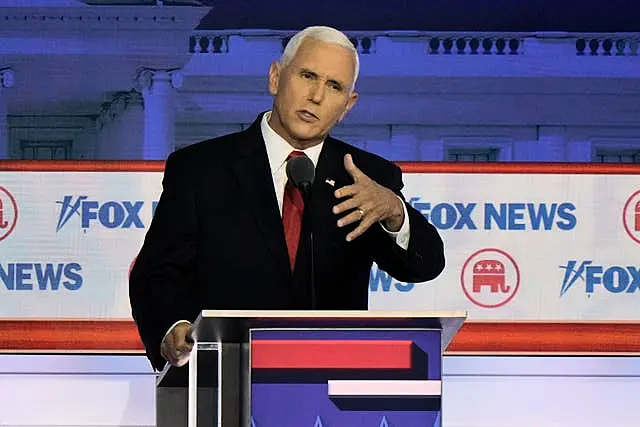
[286,155,315,197]
[286,155,316,309]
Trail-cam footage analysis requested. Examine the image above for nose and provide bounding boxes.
[307,81,326,104]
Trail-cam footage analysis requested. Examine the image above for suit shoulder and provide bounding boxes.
[170,132,242,161]
[165,132,243,172]
[162,132,243,184]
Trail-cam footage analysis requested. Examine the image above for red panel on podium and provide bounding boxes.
[251,339,413,369]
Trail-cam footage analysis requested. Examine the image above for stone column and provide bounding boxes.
[0,68,14,159]
[95,91,144,159]
[136,68,183,160]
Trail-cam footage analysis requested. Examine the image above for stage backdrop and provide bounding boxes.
[1,161,639,353]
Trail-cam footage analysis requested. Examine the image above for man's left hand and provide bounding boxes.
[333,154,405,241]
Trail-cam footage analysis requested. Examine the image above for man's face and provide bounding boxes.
[268,37,359,149]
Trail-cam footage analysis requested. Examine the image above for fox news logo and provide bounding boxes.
[0,186,18,242]
[560,260,640,297]
[369,266,415,293]
[559,261,640,296]
[56,196,158,231]
[408,198,576,231]
[0,263,83,291]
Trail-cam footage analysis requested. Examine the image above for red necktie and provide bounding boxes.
[282,151,306,270]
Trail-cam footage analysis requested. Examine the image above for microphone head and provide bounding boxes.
[286,154,315,190]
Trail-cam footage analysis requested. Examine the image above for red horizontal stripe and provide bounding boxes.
[1,160,638,174]
[1,320,639,354]
[0,320,144,351]
[251,340,413,369]
[397,161,640,174]
[0,160,164,172]
[446,322,640,353]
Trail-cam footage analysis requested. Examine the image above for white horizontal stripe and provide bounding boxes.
[444,356,640,377]
[328,380,442,397]
[0,354,155,375]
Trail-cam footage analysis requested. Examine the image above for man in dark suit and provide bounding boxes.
[129,26,445,371]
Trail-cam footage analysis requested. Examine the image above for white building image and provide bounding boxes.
[1,0,639,162]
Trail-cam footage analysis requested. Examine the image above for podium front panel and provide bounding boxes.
[250,328,442,426]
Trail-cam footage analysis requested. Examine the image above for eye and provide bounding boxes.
[329,83,342,92]
[301,71,313,79]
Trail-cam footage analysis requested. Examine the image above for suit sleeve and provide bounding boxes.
[372,162,445,283]
[128,152,201,370]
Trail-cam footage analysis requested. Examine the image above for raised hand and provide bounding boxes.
[333,154,405,241]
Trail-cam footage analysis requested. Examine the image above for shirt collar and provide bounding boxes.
[260,111,323,176]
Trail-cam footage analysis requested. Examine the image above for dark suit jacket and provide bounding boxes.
[129,113,445,370]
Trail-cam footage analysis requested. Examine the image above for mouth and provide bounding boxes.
[297,110,319,122]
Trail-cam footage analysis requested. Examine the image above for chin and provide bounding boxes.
[290,136,321,148]
[288,125,322,143]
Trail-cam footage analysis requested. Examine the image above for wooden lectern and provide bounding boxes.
[156,310,466,427]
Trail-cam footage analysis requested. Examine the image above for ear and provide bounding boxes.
[268,61,281,96]
[338,91,359,122]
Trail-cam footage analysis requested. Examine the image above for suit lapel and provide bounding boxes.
[310,138,352,241]
[313,138,344,202]
[231,115,291,284]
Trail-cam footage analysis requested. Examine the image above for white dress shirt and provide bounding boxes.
[163,111,411,367]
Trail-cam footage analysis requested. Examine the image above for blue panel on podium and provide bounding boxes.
[250,329,442,426]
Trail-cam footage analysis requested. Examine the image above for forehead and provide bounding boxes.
[289,38,356,84]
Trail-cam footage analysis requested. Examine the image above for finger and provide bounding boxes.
[174,329,194,354]
[346,216,376,242]
[175,339,193,354]
[333,196,361,215]
[337,208,364,228]
[162,347,176,365]
[334,183,358,199]
[343,154,364,183]
[164,332,181,363]
[178,336,194,353]
[173,332,192,359]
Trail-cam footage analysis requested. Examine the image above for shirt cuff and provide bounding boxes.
[380,196,411,250]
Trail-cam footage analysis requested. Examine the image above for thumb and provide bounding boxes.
[175,326,194,352]
[344,154,363,182]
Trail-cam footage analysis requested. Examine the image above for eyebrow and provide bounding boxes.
[300,68,345,90]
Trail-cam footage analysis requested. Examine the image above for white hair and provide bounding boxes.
[280,26,360,93]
